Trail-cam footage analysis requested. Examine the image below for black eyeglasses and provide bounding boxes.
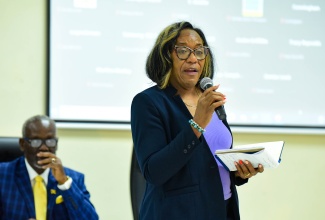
[174,45,209,60]
[23,138,58,148]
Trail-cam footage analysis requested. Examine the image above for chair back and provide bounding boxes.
[0,137,23,162]
[130,147,146,220]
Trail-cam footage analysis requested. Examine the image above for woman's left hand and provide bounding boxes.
[234,160,264,179]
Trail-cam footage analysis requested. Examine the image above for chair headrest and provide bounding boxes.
[0,137,23,162]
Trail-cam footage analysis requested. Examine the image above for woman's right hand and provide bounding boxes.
[193,84,226,129]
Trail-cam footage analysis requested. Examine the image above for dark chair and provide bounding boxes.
[0,137,23,162]
[130,147,146,220]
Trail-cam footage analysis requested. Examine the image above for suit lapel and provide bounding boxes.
[47,172,58,217]
[15,157,35,217]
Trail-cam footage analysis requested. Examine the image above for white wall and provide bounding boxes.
[1,1,325,219]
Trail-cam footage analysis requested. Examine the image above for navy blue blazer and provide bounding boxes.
[0,156,98,220]
[131,85,247,220]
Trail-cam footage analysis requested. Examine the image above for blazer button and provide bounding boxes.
[192,140,195,145]
[187,144,191,149]
[183,149,188,154]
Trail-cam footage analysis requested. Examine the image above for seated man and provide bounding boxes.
[0,115,99,220]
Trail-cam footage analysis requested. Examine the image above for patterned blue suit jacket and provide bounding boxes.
[0,157,99,220]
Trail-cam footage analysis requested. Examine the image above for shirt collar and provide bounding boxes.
[24,158,50,185]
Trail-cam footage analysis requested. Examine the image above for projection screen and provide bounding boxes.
[47,0,325,134]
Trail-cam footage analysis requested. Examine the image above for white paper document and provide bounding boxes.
[215,141,285,171]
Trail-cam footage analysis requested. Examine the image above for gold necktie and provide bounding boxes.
[33,175,47,220]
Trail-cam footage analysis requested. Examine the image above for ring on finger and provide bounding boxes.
[51,158,56,164]
[245,173,250,177]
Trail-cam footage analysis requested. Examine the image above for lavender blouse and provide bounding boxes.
[203,112,233,200]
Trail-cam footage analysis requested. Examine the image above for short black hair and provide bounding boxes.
[22,115,56,137]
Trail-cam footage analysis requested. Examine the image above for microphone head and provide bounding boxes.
[200,77,213,90]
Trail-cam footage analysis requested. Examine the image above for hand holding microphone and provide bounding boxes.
[199,77,227,120]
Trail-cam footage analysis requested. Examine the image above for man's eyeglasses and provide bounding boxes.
[174,45,209,61]
[24,138,58,148]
